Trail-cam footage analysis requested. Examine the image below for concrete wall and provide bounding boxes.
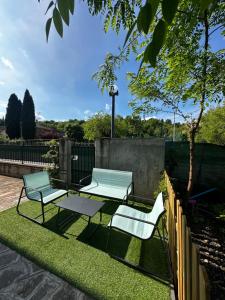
[95,138,165,198]
[0,161,44,179]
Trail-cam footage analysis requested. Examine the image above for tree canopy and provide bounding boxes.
[21,90,36,140]
[196,104,225,145]
[5,94,22,139]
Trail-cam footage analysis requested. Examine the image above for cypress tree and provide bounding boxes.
[5,94,22,139]
[21,89,36,139]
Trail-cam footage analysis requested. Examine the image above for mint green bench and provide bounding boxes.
[79,168,133,203]
[107,192,167,277]
[17,171,68,224]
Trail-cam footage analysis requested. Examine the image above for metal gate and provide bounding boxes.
[71,142,95,184]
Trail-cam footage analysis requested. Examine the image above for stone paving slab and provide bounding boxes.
[0,176,25,212]
[0,242,91,300]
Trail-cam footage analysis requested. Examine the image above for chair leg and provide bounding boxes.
[41,202,45,224]
[106,224,112,252]
[16,187,24,215]
[17,187,45,225]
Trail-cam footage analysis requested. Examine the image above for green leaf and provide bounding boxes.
[162,0,179,24]
[53,7,63,37]
[68,0,75,14]
[58,0,70,26]
[137,1,152,34]
[123,20,137,48]
[45,1,54,15]
[45,18,52,42]
[144,20,168,67]
[152,19,167,51]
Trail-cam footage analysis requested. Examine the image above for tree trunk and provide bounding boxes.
[186,10,209,200]
[187,128,195,197]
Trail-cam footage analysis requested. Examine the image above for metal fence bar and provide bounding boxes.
[0,140,54,165]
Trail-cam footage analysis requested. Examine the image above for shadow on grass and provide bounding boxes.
[77,223,131,259]
[44,208,81,238]
[140,237,170,282]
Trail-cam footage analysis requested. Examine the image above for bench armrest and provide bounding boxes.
[79,175,92,188]
[110,212,156,227]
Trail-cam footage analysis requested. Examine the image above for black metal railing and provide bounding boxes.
[0,140,53,165]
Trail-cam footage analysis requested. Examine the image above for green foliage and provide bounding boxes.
[196,104,225,146]
[83,113,111,141]
[83,112,187,141]
[153,174,168,199]
[65,123,84,141]
[21,90,36,140]
[42,139,59,176]
[5,94,22,139]
[0,117,5,126]
[42,0,75,41]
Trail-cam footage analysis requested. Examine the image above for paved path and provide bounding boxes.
[0,176,24,212]
[0,242,91,300]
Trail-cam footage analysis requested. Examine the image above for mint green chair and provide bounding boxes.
[79,168,133,203]
[17,171,68,224]
[107,192,167,276]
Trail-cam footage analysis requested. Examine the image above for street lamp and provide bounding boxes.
[109,84,119,138]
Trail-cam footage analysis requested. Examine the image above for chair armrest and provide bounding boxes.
[51,178,66,183]
[79,175,92,188]
[50,178,68,190]
[24,186,43,201]
[110,212,156,226]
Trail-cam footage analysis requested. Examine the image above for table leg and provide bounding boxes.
[100,209,102,222]
[56,207,61,228]
[88,216,91,225]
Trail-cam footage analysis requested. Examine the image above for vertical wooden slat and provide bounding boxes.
[186,227,191,300]
[192,243,199,300]
[182,215,186,300]
[165,173,210,300]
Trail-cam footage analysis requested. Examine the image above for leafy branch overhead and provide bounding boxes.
[38,0,75,41]
[39,0,216,66]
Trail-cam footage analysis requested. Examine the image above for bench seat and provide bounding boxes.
[79,168,133,201]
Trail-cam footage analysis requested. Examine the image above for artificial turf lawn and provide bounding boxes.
[0,195,170,299]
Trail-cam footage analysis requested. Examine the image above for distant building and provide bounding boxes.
[0,124,63,139]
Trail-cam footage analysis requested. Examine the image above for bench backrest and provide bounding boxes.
[148,192,165,224]
[23,171,51,197]
[92,168,133,189]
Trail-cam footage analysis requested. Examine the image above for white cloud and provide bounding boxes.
[36,113,45,121]
[1,56,14,70]
[19,48,29,59]
[105,103,111,111]
[0,81,5,86]
[84,110,91,115]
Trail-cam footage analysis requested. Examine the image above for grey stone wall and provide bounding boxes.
[95,138,165,199]
[0,161,44,178]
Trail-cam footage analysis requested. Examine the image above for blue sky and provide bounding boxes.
[0,1,224,122]
[0,0,139,121]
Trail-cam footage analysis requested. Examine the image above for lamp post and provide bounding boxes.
[109,84,119,138]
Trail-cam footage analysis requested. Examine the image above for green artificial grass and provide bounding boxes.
[0,195,170,299]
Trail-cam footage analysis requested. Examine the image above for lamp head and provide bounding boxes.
[109,84,119,96]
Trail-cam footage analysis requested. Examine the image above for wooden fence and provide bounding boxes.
[165,173,210,300]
